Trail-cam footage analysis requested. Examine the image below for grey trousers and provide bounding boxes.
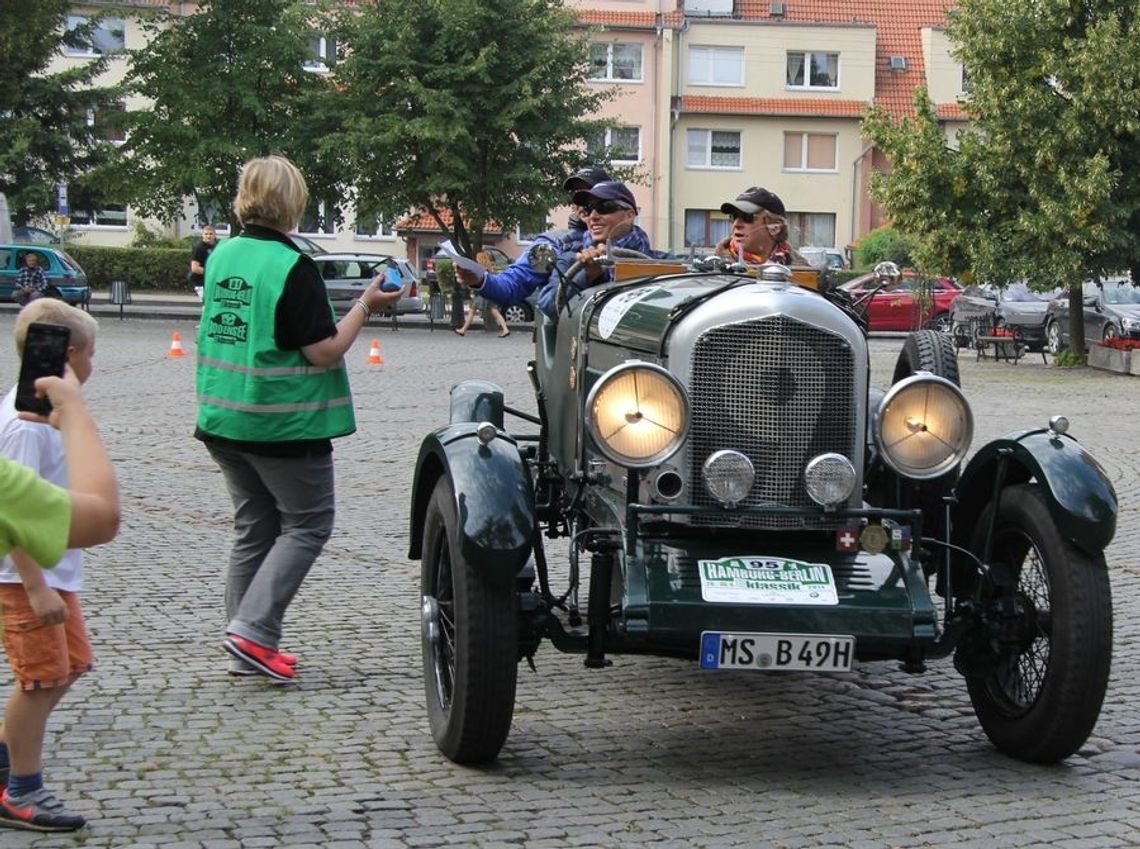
[206,443,336,649]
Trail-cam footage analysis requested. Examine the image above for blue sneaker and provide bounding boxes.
[0,788,86,832]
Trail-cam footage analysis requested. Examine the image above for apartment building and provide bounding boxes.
[45,1,967,260]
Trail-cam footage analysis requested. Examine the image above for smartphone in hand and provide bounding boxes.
[15,322,71,415]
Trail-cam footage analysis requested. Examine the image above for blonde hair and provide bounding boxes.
[232,155,309,232]
[14,299,99,357]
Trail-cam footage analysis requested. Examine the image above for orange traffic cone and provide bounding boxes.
[367,339,383,365]
[167,331,186,358]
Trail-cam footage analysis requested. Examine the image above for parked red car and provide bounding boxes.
[839,271,962,332]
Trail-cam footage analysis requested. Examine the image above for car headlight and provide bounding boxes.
[1122,317,1140,330]
[874,374,973,479]
[804,453,857,507]
[585,362,689,468]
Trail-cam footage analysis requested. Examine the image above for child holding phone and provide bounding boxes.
[0,299,113,833]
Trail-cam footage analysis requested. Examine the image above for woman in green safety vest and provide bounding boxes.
[195,155,402,683]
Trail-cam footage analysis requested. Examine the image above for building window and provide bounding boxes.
[354,215,395,239]
[298,200,337,235]
[70,203,128,228]
[304,34,337,72]
[783,132,837,172]
[587,126,641,164]
[961,65,972,94]
[786,212,836,248]
[589,42,643,82]
[686,129,741,169]
[65,15,125,57]
[684,209,732,247]
[194,201,230,232]
[786,51,839,89]
[689,46,744,86]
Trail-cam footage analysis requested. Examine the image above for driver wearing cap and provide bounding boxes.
[457,177,651,320]
[715,186,804,266]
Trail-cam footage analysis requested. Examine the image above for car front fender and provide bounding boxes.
[953,428,1117,557]
[408,424,535,584]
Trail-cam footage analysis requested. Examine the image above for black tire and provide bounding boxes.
[892,329,960,386]
[421,477,518,764]
[1046,320,1065,355]
[1102,323,1119,342]
[501,302,533,325]
[963,484,1112,763]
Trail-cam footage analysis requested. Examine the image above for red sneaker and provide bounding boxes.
[223,635,295,682]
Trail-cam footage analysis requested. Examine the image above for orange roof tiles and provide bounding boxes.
[395,209,504,235]
[577,10,660,28]
[684,95,868,117]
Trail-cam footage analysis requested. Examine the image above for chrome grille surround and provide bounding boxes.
[660,284,865,530]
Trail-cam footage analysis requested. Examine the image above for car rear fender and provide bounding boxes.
[952,428,1117,557]
[408,425,535,585]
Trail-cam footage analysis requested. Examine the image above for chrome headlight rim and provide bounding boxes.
[803,452,858,507]
[873,373,974,480]
[584,361,690,469]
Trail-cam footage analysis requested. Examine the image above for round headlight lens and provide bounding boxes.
[804,453,857,507]
[702,450,755,507]
[585,362,689,468]
[875,375,974,479]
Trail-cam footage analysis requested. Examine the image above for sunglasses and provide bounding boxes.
[581,200,632,215]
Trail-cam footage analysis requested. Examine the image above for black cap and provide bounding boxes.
[563,166,612,193]
[720,186,786,219]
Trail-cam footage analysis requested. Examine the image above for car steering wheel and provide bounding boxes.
[556,246,653,314]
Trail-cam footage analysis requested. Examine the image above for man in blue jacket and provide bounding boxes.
[457,180,651,319]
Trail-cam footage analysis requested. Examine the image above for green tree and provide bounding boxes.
[111,0,345,232]
[0,0,119,225]
[331,0,615,257]
[863,0,1140,355]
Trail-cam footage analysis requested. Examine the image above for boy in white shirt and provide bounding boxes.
[0,299,99,833]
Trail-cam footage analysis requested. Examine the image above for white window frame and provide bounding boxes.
[786,51,840,90]
[64,15,125,57]
[588,126,642,165]
[588,42,643,83]
[354,215,396,240]
[304,34,336,73]
[783,132,837,173]
[298,200,337,236]
[686,128,742,170]
[688,45,744,87]
[68,198,129,229]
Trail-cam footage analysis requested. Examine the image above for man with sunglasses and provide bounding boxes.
[715,186,804,266]
[456,179,651,320]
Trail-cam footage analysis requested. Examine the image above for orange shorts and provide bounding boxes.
[0,584,92,691]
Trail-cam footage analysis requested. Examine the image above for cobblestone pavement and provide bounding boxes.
[0,316,1137,849]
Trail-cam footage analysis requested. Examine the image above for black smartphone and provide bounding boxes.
[15,322,71,415]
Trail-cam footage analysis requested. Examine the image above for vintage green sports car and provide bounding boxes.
[409,252,1116,765]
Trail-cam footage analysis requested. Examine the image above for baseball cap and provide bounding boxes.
[563,166,612,193]
[570,181,638,212]
[720,186,786,219]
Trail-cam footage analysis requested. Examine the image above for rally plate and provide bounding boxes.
[700,631,855,672]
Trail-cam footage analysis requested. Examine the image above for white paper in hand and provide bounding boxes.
[439,240,489,276]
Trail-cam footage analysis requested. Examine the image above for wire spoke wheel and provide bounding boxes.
[421,477,518,764]
[963,483,1111,762]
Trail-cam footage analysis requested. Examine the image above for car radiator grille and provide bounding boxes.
[688,316,858,529]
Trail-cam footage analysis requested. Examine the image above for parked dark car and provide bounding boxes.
[0,244,90,307]
[839,271,962,332]
[409,251,1116,767]
[12,225,62,245]
[1045,277,1140,353]
[950,282,1062,352]
[314,253,422,314]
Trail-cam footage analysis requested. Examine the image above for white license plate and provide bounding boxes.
[700,631,854,672]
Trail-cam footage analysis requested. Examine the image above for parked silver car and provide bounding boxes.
[313,252,423,315]
[1045,277,1140,353]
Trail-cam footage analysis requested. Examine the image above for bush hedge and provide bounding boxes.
[65,245,191,293]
